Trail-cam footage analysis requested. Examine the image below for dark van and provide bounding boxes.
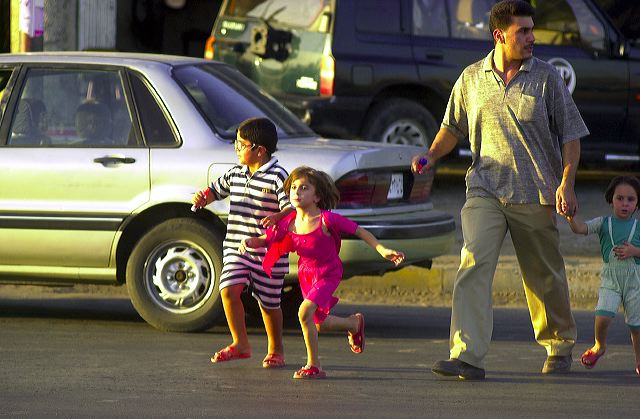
[206,0,640,167]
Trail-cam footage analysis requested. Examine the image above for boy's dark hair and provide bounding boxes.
[604,176,640,208]
[284,166,340,210]
[489,0,535,33]
[237,117,278,155]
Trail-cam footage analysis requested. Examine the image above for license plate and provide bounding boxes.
[387,173,403,199]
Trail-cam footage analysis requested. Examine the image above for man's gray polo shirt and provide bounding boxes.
[442,50,589,205]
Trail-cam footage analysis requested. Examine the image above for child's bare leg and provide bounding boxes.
[630,329,640,367]
[220,284,250,352]
[317,313,359,334]
[299,299,320,368]
[591,315,613,353]
[260,305,284,356]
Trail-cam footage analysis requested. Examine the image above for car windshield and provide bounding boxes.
[221,0,326,27]
[173,63,315,139]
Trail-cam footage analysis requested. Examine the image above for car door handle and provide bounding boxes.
[93,156,136,165]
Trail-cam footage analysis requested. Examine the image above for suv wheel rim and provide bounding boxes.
[381,119,427,146]
[144,241,215,314]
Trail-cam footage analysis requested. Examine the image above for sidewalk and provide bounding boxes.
[337,255,602,309]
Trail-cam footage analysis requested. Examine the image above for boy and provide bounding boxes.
[192,117,292,368]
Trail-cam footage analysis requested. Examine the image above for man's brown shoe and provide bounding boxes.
[542,355,572,374]
[432,358,485,380]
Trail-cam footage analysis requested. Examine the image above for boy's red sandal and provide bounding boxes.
[580,349,605,369]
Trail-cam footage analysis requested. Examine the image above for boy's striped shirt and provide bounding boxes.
[210,157,290,277]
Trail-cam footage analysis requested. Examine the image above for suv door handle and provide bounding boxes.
[93,156,136,165]
[424,50,444,61]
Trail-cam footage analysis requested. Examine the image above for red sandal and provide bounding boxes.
[211,346,251,363]
[262,353,285,369]
[348,313,365,354]
[293,365,326,379]
[580,348,605,369]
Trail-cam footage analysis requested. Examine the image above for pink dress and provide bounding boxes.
[266,210,358,324]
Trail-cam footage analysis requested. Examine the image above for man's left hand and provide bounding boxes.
[556,183,577,217]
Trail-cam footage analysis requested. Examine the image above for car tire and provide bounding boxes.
[126,218,223,332]
[362,98,438,147]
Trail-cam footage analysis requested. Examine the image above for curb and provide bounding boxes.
[337,255,602,309]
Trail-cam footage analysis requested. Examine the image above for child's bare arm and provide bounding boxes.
[563,214,588,235]
[261,206,294,228]
[354,226,405,266]
[239,235,267,254]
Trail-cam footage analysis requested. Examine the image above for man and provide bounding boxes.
[413,0,588,380]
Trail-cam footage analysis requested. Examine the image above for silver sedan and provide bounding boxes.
[0,52,455,331]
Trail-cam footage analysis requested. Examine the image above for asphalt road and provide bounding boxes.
[1,296,639,418]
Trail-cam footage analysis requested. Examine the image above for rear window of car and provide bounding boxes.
[173,63,315,140]
[220,0,327,28]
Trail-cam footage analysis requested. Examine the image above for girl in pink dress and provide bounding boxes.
[240,166,405,379]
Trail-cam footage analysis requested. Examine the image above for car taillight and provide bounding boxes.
[319,54,334,96]
[204,35,216,60]
[336,171,390,208]
[336,169,433,208]
[409,169,434,203]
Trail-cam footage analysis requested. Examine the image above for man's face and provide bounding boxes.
[497,16,535,61]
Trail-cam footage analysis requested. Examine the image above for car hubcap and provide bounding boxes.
[381,119,427,146]
[144,242,215,314]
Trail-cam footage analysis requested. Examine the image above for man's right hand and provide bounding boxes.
[411,152,434,174]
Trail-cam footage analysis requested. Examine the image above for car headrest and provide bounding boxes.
[75,101,112,141]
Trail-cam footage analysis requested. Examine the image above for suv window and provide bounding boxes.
[356,0,403,34]
[535,0,605,50]
[413,0,448,37]
[173,63,315,139]
[222,0,326,28]
[7,68,133,147]
[595,1,640,46]
[412,0,606,49]
[448,0,494,40]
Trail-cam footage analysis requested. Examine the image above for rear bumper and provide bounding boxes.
[353,210,455,240]
[278,95,371,140]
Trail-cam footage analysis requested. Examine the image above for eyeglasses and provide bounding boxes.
[234,140,256,152]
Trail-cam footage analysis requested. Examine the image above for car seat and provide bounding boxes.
[74,101,113,146]
[10,98,51,146]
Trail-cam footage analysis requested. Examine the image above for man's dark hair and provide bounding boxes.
[237,117,278,155]
[604,176,640,208]
[489,0,535,33]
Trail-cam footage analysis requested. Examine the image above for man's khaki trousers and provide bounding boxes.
[449,197,576,368]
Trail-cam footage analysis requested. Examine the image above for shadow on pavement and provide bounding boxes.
[0,297,634,347]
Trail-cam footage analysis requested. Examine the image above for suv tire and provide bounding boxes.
[126,218,223,332]
[363,98,438,147]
